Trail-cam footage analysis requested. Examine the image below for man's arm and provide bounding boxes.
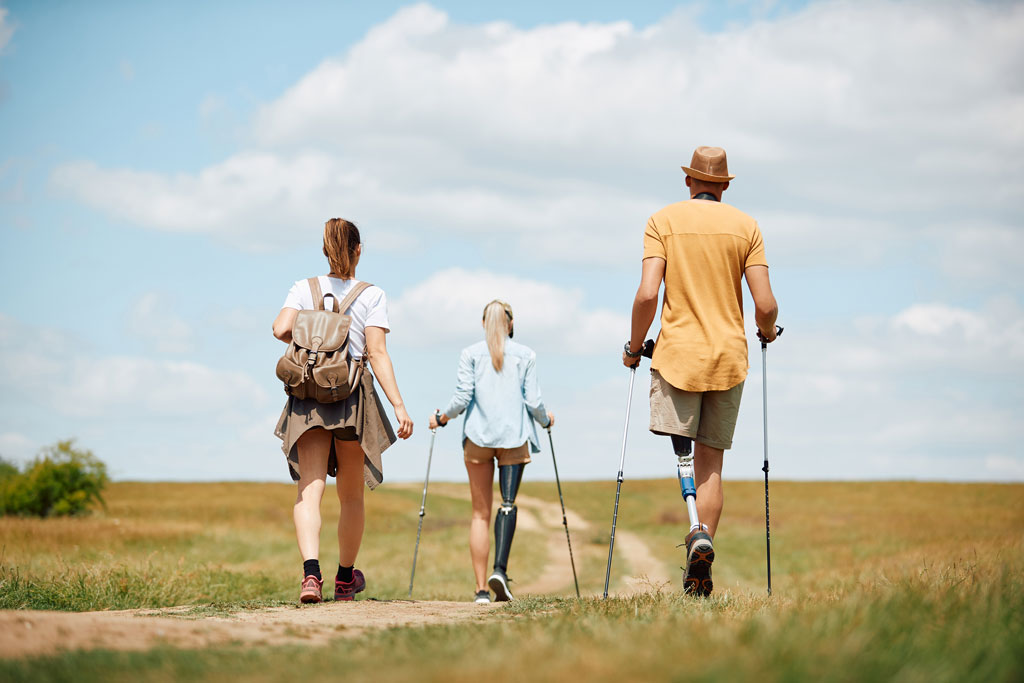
[624,257,665,367]
[744,265,778,341]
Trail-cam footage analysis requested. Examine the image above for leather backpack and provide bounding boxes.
[275,278,373,403]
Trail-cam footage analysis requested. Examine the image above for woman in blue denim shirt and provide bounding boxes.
[429,300,554,603]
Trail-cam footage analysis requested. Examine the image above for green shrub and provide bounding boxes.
[0,457,18,481]
[0,440,108,517]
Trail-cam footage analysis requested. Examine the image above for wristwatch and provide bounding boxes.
[434,409,447,428]
[623,341,642,358]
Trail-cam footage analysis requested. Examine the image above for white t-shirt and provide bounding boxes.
[282,277,389,360]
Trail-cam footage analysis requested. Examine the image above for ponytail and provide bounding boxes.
[482,300,513,372]
[323,218,361,278]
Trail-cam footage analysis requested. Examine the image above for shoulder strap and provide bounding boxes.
[335,281,374,315]
[307,277,324,311]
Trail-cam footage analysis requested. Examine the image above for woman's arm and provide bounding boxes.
[272,308,298,343]
[522,354,552,428]
[441,349,475,420]
[365,326,413,439]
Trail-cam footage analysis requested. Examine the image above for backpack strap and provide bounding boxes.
[335,281,374,315]
[308,277,325,312]
[306,277,341,313]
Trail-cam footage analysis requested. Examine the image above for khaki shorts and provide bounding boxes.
[649,370,744,450]
[464,438,531,466]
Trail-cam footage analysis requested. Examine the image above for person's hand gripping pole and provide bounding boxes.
[603,339,655,599]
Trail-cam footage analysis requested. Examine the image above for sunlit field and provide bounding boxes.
[1,479,1022,682]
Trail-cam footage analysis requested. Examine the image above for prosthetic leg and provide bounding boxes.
[673,435,715,597]
[489,463,524,601]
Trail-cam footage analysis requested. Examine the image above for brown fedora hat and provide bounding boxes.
[681,146,735,182]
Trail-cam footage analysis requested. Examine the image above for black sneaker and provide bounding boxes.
[474,590,491,604]
[487,569,515,601]
[683,527,715,597]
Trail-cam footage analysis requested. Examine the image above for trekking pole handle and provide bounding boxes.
[758,325,784,349]
[641,339,655,358]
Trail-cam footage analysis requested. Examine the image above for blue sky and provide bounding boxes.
[1,0,1021,484]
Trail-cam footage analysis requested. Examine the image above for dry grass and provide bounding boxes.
[1,479,1022,681]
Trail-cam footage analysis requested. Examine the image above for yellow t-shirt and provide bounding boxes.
[643,199,768,392]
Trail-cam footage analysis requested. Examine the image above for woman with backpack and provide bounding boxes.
[429,300,554,603]
[273,217,413,604]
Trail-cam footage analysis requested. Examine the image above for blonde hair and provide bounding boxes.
[323,218,361,278]
[482,300,513,372]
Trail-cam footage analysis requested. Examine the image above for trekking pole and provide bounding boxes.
[546,426,580,599]
[603,339,654,599]
[408,427,437,598]
[760,325,783,596]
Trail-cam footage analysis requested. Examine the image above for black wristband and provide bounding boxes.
[623,341,642,358]
[435,410,447,428]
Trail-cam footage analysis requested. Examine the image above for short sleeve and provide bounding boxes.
[745,222,768,269]
[643,216,666,261]
[364,287,390,332]
[282,280,306,310]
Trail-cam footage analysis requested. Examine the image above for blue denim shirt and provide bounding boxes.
[442,339,550,453]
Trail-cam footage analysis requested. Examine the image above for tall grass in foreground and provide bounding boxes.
[0,480,549,610]
[1,481,1021,681]
[2,541,1021,682]
[2,481,1022,608]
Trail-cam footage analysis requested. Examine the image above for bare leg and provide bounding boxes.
[294,428,331,561]
[335,439,366,567]
[465,460,494,592]
[693,442,725,537]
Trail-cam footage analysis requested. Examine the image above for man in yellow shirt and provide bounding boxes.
[623,146,779,596]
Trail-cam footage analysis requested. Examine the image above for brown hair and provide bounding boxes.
[323,218,361,278]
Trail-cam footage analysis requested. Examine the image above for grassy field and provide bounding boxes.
[1,479,1022,681]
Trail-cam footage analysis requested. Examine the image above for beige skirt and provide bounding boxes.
[274,370,396,490]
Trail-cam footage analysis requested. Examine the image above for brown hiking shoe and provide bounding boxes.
[299,575,323,603]
[683,527,715,597]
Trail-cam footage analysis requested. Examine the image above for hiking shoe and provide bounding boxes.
[683,527,715,597]
[299,575,323,604]
[474,590,492,604]
[487,569,515,602]
[334,569,366,601]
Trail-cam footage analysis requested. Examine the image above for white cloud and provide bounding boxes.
[0,313,269,420]
[49,1,1024,266]
[49,153,361,250]
[741,298,1024,480]
[127,292,195,353]
[389,267,629,354]
[0,313,282,481]
[934,222,1024,287]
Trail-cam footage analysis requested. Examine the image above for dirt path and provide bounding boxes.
[426,485,671,597]
[0,600,498,659]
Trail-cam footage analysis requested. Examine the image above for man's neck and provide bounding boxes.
[693,192,719,202]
